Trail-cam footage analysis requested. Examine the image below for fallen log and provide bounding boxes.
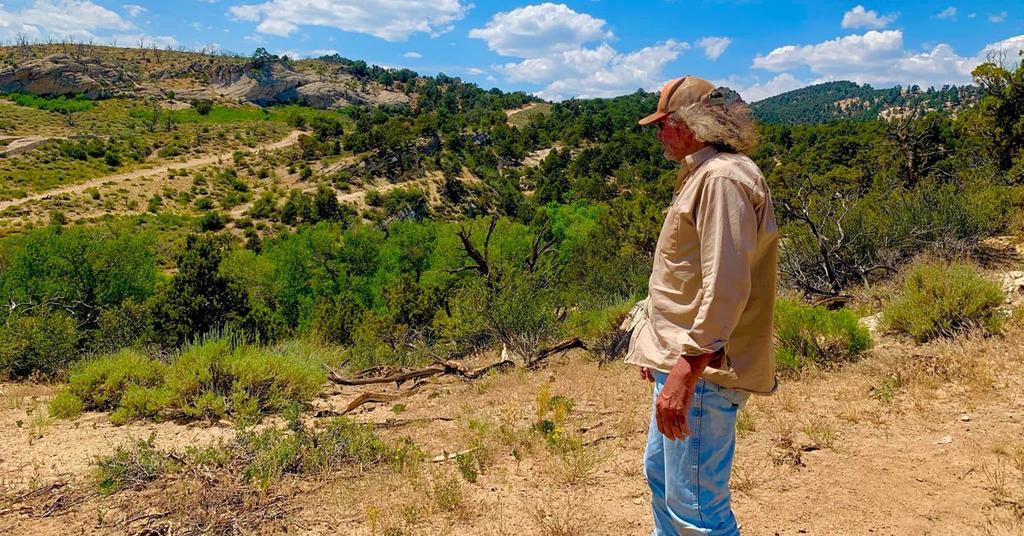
[328,365,447,386]
[326,338,584,387]
[530,337,587,368]
[342,392,399,414]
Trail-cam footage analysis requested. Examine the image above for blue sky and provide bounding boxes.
[0,0,1022,101]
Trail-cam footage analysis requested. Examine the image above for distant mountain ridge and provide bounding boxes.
[748,81,984,124]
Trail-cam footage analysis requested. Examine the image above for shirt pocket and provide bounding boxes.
[655,205,682,258]
[623,306,650,363]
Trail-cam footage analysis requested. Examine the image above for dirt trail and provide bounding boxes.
[0,130,305,212]
[504,102,539,117]
[0,136,61,157]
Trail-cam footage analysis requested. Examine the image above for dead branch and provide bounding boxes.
[327,358,514,386]
[530,337,586,368]
[372,416,456,429]
[328,365,448,386]
[430,447,478,463]
[342,392,399,414]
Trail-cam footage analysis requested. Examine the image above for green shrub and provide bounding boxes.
[91,299,152,355]
[48,390,84,419]
[773,299,872,374]
[54,349,166,417]
[882,261,1005,342]
[162,336,325,422]
[238,417,406,488]
[0,310,81,379]
[111,386,171,425]
[94,433,175,495]
[53,336,326,424]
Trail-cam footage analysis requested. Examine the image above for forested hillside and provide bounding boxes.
[2,41,1024,535]
[751,80,984,124]
[0,43,1021,382]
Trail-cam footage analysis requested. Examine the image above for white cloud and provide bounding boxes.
[841,5,898,29]
[0,0,134,42]
[464,67,486,75]
[697,36,732,61]
[977,35,1024,62]
[501,40,690,100]
[753,30,1024,89]
[989,12,1008,23]
[968,13,977,19]
[229,0,470,41]
[403,51,423,59]
[122,4,146,17]
[471,3,688,100]
[754,30,904,74]
[468,3,613,57]
[113,33,179,47]
[727,73,807,102]
[936,7,956,20]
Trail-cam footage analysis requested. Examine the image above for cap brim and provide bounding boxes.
[638,111,667,126]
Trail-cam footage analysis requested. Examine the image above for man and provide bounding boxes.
[624,75,779,535]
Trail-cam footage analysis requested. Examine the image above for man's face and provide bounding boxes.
[656,117,699,163]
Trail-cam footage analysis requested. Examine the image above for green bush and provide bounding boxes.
[94,433,175,495]
[0,310,81,379]
[48,390,84,419]
[773,299,872,374]
[51,349,166,419]
[882,261,1005,342]
[53,337,325,424]
[238,416,410,488]
[163,337,325,422]
[91,299,152,355]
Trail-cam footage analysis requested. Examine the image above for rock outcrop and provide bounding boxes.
[1,53,411,110]
[207,61,410,109]
[0,54,137,98]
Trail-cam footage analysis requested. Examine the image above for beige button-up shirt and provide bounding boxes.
[624,146,779,395]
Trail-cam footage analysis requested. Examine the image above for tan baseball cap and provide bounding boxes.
[638,76,720,126]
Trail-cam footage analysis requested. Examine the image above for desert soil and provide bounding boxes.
[1,323,1022,535]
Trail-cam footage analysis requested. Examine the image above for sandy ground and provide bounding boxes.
[1,323,1022,535]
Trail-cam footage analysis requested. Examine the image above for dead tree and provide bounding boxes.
[447,215,562,366]
[884,110,952,187]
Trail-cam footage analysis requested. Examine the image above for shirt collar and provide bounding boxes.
[674,146,718,195]
[683,146,718,175]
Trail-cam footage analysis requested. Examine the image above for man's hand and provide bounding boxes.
[655,352,715,440]
[640,367,654,382]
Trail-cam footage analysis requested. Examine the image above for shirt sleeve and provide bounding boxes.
[679,176,758,356]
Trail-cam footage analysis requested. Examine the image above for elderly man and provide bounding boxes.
[624,76,779,535]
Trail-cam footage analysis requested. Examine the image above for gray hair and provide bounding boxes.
[670,101,758,155]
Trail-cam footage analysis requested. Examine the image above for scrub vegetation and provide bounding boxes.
[0,43,1023,535]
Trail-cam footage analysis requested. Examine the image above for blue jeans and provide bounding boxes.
[644,371,747,536]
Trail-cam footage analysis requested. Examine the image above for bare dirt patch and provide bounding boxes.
[2,327,1023,535]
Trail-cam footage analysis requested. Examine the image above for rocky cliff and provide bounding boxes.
[0,52,410,110]
[0,54,138,98]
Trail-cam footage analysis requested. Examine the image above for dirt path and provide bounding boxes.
[0,136,62,157]
[504,102,539,117]
[0,130,305,212]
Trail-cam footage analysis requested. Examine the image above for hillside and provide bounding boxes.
[750,80,984,124]
[0,44,538,111]
[0,42,1023,536]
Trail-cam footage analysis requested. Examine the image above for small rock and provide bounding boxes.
[633,497,644,506]
[959,415,971,422]
[935,435,953,445]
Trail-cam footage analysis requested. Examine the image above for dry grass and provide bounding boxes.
[529,492,600,536]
